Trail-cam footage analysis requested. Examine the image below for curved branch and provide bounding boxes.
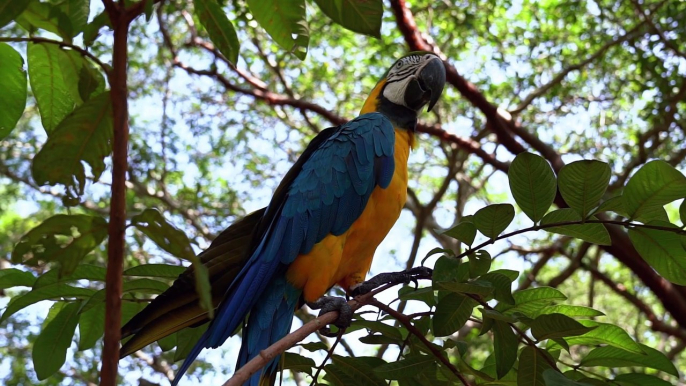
[221,282,401,386]
[389,0,686,329]
[0,36,111,76]
[370,299,473,386]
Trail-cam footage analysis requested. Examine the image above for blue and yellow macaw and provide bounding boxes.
[120,52,446,385]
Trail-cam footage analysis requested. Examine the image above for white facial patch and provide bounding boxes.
[382,55,433,107]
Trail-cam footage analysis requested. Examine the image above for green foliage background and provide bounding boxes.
[0,0,685,385]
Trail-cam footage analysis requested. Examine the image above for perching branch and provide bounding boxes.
[221,282,404,386]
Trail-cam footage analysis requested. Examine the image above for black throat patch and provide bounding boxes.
[377,96,418,132]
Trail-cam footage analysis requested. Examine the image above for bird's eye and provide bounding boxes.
[396,62,403,68]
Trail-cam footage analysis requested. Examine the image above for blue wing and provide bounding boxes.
[172,112,395,385]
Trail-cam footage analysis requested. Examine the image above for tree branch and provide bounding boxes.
[370,299,473,386]
[0,36,110,76]
[221,282,403,386]
[389,0,686,329]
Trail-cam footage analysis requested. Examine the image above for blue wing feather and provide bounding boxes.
[171,113,395,386]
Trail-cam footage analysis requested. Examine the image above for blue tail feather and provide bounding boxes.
[170,329,211,386]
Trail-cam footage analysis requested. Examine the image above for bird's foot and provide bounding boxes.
[307,296,353,337]
[350,266,434,297]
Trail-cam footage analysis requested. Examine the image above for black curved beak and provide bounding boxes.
[404,56,446,112]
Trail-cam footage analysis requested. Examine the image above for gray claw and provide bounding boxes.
[307,296,353,337]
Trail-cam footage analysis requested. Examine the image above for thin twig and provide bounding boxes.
[308,330,344,386]
[370,299,473,386]
[0,36,110,76]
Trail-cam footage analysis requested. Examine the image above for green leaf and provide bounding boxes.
[313,0,382,37]
[32,91,113,195]
[543,369,592,386]
[535,305,604,318]
[374,355,434,380]
[540,209,611,245]
[174,324,208,362]
[78,302,105,350]
[433,292,478,337]
[628,221,686,285]
[58,0,90,37]
[298,341,327,352]
[157,333,176,352]
[595,196,627,217]
[359,334,401,345]
[11,214,108,276]
[479,308,517,323]
[497,287,566,317]
[327,355,386,386]
[247,0,309,60]
[433,256,468,283]
[623,160,686,221]
[131,208,213,318]
[27,43,75,133]
[442,221,477,246]
[0,0,30,28]
[680,199,686,226]
[81,278,170,313]
[580,343,678,376]
[562,320,644,354]
[42,301,66,328]
[350,319,403,340]
[57,49,85,104]
[398,286,436,307]
[614,373,673,386]
[509,152,557,223]
[0,268,36,289]
[486,269,520,282]
[131,209,195,260]
[58,49,105,104]
[558,160,611,218]
[16,1,71,38]
[493,321,518,378]
[144,0,154,21]
[283,352,315,375]
[194,0,240,64]
[479,272,515,305]
[436,280,494,297]
[123,264,186,278]
[0,43,27,139]
[121,301,146,326]
[518,346,554,386]
[32,301,80,380]
[552,337,570,353]
[473,204,515,239]
[33,264,106,288]
[0,284,95,323]
[468,250,491,277]
[82,11,110,47]
[530,313,596,341]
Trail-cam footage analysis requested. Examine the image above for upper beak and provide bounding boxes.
[404,56,446,112]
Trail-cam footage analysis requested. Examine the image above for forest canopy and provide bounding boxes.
[0,0,685,385]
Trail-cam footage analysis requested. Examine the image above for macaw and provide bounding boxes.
[120,52,446,385]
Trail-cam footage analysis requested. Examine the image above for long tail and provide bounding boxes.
[120,208,265,358]
[236,277,300,386]
[171,275,300,386]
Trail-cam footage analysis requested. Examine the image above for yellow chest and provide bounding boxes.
[286,128,413,301]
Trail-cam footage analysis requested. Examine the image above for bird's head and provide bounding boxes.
[361,52,446,130]
[383,52,446,112]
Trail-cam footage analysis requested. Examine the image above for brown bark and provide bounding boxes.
[388,0,686,327]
